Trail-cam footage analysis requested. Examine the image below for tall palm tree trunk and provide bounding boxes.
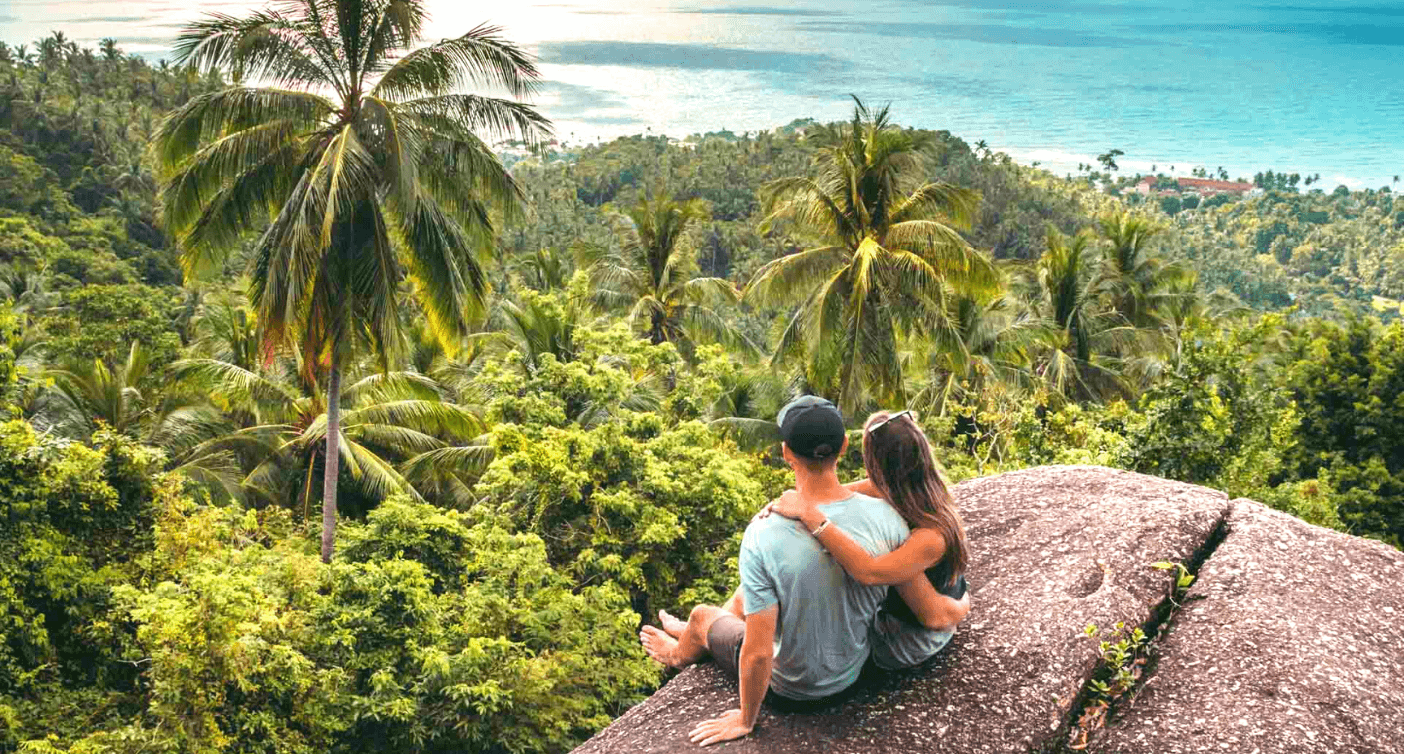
[321,359,341,563]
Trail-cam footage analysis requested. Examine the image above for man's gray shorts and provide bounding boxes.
[705,613,746,680]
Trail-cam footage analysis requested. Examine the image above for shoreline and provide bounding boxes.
[514,119,1397,194]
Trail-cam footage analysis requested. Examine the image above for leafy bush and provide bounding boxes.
[472,324,789,616]
[0,422,163,750]
[20,495,658,754]
[0,310,15,404]
[1279,318,1404,546]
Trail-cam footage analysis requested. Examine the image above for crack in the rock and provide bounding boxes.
[1041,503,1233,753]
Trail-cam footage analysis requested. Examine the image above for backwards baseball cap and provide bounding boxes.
[777,395,846,460]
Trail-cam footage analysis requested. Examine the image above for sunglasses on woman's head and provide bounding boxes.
[866,409,913,433]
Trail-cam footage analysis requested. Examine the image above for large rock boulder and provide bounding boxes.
[576,466,1236,753]
[1091,499,1404,754]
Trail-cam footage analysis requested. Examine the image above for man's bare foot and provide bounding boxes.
[658,610,688,638]
[640,625,685,668]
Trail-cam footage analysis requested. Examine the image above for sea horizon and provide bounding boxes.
[3,0,1400,190]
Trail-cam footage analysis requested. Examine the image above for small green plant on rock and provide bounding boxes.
[1084,621,1148,700]
[1152,560,1196,606]
[1068,621,1149,750]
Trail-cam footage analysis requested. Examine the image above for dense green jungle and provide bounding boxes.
[2,13,1403,754]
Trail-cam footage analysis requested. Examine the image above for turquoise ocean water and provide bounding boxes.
[2,0,1400,187]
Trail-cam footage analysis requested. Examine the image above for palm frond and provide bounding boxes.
[743,246,848,307]
[371,23,542,101]
[342,370,442,402]
[388,194,490,350]
[154,87,333,173]
[349,423,446,454]
[401,443,495,481]
[399,94,550,144]
[888,181,979,229]
[707,417,782,451]
[344,438,421,501]
[759,177,853,242]
[343,399,485,438]
[170,358,302,415]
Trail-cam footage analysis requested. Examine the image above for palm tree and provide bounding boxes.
[915,290,1051,415]
[744,98,996,411]
[154,0,551,562]
[0,268,53,315]
[187,286,262,372]
[4,311,51,424]
[100,38,121,65]
[1143,273,1248,376]
[1096,209,1185,329]
[33,339,243,494]
[518,247,573,291]
[44,341,153,437]
[496,288,581,371]
[486,288,662,426]
[1015,228,1124,399]
[579,193,751,358]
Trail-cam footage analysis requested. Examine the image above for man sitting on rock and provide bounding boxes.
[639,396,937,746]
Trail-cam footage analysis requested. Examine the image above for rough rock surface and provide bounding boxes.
[575,466,1231,754]
[1091,499,1404,754]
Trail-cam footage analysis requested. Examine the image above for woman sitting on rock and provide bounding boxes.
[765,409,971,669]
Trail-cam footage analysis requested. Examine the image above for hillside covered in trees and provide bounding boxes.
[2,7,1403,753]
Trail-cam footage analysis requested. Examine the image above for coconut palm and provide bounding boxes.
[1096,209,1187,328]
[38,341,227,492]
[483,287,664,426]
[1136,273,1249,379]
[5,311,52,425]
[154,0,550,561]
[44,341,153,437]
[915,289,1052,415]
[579,194,752,359]
[186,286,261,372]
[744,98,996,411]
[0,268,53,315]
[496,288,582,371]
[518,247,572,291]
[1015,228,1127,400]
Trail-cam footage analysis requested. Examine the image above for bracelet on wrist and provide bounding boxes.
[810,518,830,537]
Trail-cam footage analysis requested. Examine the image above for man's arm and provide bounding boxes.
[689,605,778,746]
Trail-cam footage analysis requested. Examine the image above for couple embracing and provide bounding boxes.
[640,395,972,746]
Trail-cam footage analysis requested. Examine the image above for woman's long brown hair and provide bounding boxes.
[862,410,968,589]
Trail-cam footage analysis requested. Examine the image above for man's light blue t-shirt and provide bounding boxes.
[738,492,909,700]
